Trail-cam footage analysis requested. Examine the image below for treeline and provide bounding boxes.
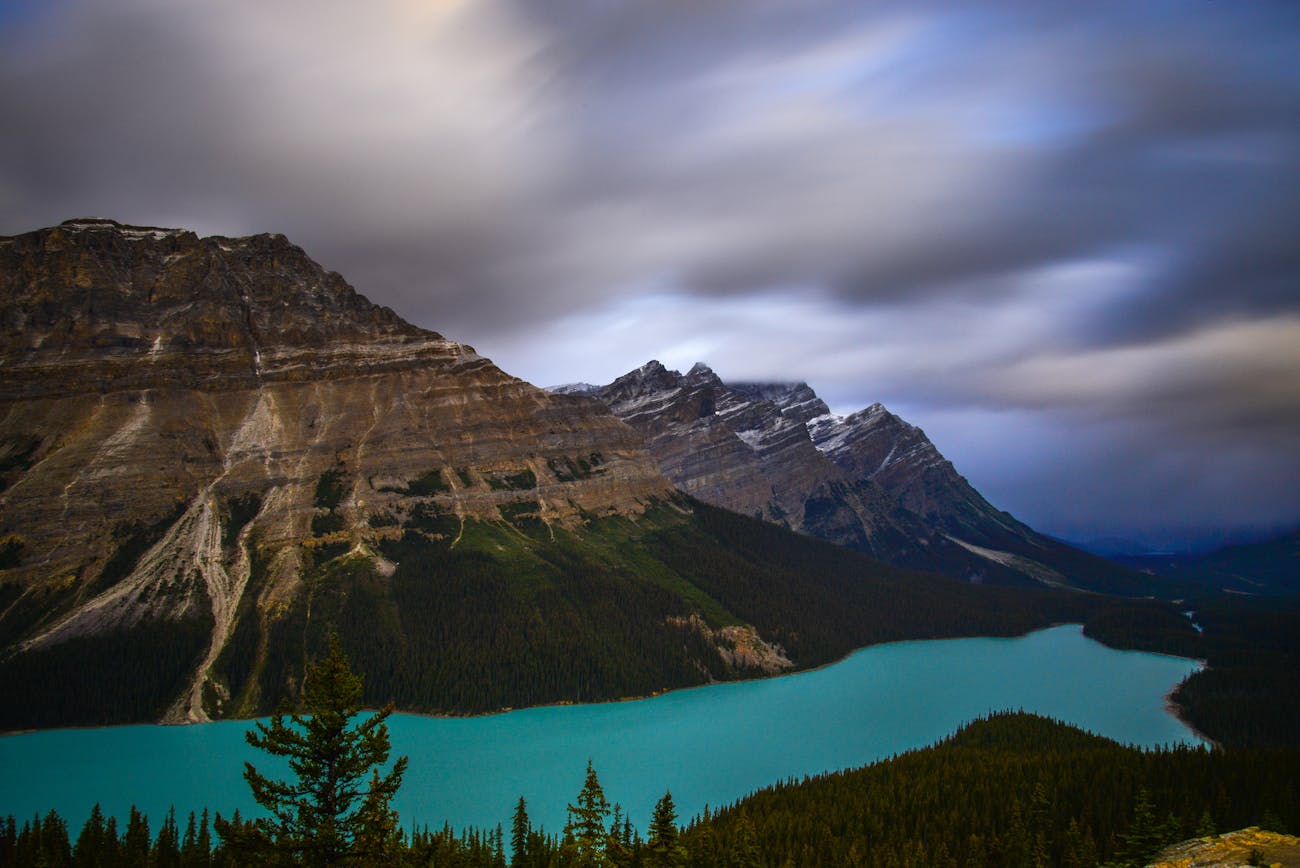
[1082,596,1300,748]
[0,616,211,730]
[7,491,1287,737]
[680,712,1298,868]
[208,497,1122,722]
[4,713,1296,867]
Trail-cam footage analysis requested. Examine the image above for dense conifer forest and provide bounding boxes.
[1082,597,1300,749]
[9,483,1291,735]
[680,712,1299,868]
[3,713,1296,867]
[143,498,1135,724]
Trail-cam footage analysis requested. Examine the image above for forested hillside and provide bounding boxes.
[0,495,1125,730]
[1083,597,1300,748]
[682,712,1300,868]
[5,713,1296,867]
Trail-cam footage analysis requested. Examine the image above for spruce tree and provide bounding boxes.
[195,809,213,867]
[1117,787,1163,867]
[215,633,408,866]
[123,806,151,865]
[511,796,530,867]
[645,790,687,867]
[180,811,212,868]
[153,806,181,868]
[731,811,762,868]
[564,760,611,866]
[38,810,71,868]
[73,804,108,866]
[0,817,13,866]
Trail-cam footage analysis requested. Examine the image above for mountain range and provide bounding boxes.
[558,362,1155,594]
[1117,528,1300,596]
[0,219,1168,730]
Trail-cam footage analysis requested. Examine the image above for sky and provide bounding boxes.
[1,0,1298,552]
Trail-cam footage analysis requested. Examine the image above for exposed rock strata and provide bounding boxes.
[668,613,793,676]
[579,362,1150,592]
[0,218,675,722]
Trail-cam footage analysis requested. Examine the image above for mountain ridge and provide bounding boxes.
[574,361,1160,595]
[0,218,679,726]
[0,218,1114,731]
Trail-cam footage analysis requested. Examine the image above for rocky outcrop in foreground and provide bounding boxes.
[1149,827,1300,868]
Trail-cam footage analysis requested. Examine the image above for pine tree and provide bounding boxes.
[645,790,687,868]
[731,811,762,868]
[511,796,531,867]
[564,760,611,866]
[0,816,14,866]
[493,823,507,867]
[38,810,71,868]
[153,806,181,868]
[197,808,213,863]
[104,816,121,865]
[606,804,630,867]
[214,633,408,866]
[73,803,108,866]
[123,806,151,865]
[179,808,213,867]
[1117,788,1163,868]
[1260,809,1287,834]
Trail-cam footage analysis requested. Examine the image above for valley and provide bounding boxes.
[0,218,1294,868]
[0,218,1171,732]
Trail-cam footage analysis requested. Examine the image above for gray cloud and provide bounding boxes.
[2,0,1297,547]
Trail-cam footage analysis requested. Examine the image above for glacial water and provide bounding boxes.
[0,625,1203,835]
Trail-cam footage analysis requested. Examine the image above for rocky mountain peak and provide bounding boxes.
[0,219,673,723]
[1,219,446,400]
[686,361,715,377]
[729,381,831,425]
[589,359,1148,593]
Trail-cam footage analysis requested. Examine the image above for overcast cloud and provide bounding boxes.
[2,0,1297,550]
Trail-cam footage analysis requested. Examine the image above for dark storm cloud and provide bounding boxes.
[1,0,1297,545]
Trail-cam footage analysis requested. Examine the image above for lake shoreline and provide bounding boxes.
[0,621,1207,738]
[1,625,1205,835]
[0,621,1072,737]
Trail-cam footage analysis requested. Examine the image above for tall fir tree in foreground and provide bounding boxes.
[511,797,531,867]
[215,633,407,866]
[562,761,611,867]
[645,790,687,867]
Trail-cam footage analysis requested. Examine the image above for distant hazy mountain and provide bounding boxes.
[1117,528,1300,595]
[575,361,1160,595]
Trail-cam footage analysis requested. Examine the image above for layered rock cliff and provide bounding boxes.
[0,219,1133,731]
[577,363,1151,592]
[0,219,675,725]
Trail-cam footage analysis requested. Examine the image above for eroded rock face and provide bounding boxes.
[807,402,1028,547]
[0,219,672,721]
[1148,827,1300,868]
[583,363,1148,592]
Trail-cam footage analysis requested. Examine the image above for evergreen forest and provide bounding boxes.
[2,712,1296,867]
[0,496,1133,730]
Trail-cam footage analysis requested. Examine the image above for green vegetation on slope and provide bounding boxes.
[4,712,1297,867]
[0,615,212,730]
[1083,598,1300,749]
[682,712,1300,868]
[0,492,1230,730]
[220,496,1115,720]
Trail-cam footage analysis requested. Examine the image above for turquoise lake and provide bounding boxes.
[0,625,1203,835]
